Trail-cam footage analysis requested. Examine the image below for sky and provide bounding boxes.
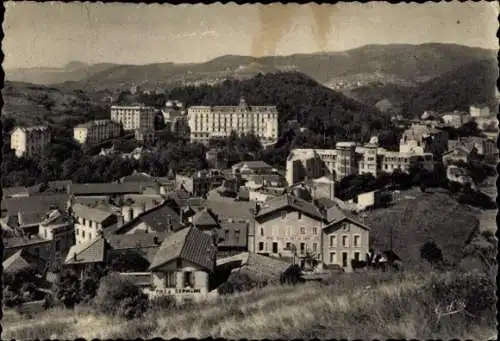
[3,1,499,69]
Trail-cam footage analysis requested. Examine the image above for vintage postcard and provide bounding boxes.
[1,1,498,339]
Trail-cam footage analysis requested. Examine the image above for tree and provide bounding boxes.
[94,272,149,319]
[54,268,82,308]
[280,264,305,285]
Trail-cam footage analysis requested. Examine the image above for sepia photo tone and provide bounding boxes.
[1,1,498,339]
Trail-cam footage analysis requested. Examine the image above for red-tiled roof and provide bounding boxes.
[3,249,47,274]
[192,208,219,227]
[113,202,182,234]
[65,238,109,265]
[149,227,216,272]
[217,221,248,248]
[72,203,115,223]
[255,194,324,221]
[2,194,70,215]
[69,182,144,195]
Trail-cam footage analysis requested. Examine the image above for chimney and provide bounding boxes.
[330,180,336,201]
[117,213,124,228]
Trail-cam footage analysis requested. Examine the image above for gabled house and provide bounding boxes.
[320,205,371,272]
[65,237,110,280]
[72,203,118,244]
[3,249,48,276]
[111,201,182,235]
[249,192,371,272]
[147,227,217,303]
[190,207,249,256]
[2,208,75,271]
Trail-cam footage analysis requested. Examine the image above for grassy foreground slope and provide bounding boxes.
[364,188,479,268]
[3,271,495,340]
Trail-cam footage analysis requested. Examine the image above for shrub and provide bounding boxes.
[280,265,305,285]
[54,268,82,308]
[217,272,266,295]
[425,272,496,320]
[420,241,444,265]
[149,295,177,311]
[93,272,149,319]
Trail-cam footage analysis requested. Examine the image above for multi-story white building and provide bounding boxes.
[73,119,121,145]
[442,111,471,129]
[399,123,448,156]
[187,97,279,144]
[110,104,157,131]
[287,139,434,186]
[10,125,51,158]
[469,104,491,118]
[286,142,358,185]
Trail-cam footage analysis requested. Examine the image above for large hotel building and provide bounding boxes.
[286,123,445,186]
[110,104,157,131]
[10,125,51,158]
[73,119,121,145]
[187,98,279,144]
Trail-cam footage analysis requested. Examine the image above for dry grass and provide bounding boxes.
[365,188,479,267]
[3,271,495,340]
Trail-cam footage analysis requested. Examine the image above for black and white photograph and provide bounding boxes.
[1,1,498,339]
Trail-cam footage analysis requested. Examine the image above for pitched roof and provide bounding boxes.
[120,172,155,183]
[3,249,47,274]
[232,160,272,170]
[2,194,70,215]
[192,208,219,227]
[72,203,115,223]
[69,182,144,195]
[113,202,182,234]
[314,197,338,211]
[324,205,371,230]
[149,227,216,272]
[106,232,165,251]
[204,200,256,222]
[3,234,50,249]
[217,221,248,248]
[255,194,324,221]
[65,237,108,265]
[15,211,46,226]
[2,186,30,198]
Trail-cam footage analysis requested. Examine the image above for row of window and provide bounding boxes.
[259,226,318,236]
[163,271,195,289]
[329,251,361,267]
[75,228,93,241]
[330,235,361,248]
[258,241,317,254]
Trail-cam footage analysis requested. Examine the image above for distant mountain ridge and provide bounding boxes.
[5,43,497,90]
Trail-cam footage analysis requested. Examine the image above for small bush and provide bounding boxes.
[425,272,496,320]
[93,272,149,319]
[280,265,305,285]
[149,295,177,311]
[217,272,266,295]
[54,268,82,308]
[420,241,444,265]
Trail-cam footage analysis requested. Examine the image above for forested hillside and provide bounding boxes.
[167,72,390,141]
[404,59,498,116]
